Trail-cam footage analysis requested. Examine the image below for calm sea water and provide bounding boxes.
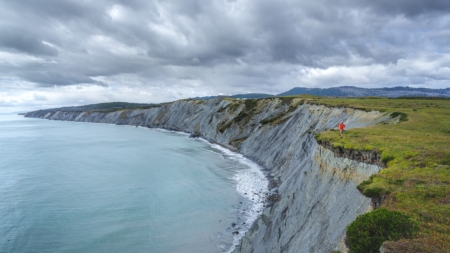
[0,114,268,253]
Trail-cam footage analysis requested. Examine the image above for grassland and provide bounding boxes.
[308,96,450,252]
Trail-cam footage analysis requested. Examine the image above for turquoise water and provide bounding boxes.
[0,114,268,253]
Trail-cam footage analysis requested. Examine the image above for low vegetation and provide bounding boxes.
[347,208,418,252]
[233,99,258,124]
[312,97,450,252]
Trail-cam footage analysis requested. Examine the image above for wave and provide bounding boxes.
[148,128,270,252]
[208,143,269,253]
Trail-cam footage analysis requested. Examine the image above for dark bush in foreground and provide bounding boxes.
[390,112,408,122]
[347,208,418,253]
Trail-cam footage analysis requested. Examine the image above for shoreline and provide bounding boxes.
[156,129,275,252]
[23,115,271,253]
[23,98,390,252]
[141,126,275,252]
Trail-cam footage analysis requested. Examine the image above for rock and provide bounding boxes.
[317,139,385,168]
[379,240,412,253]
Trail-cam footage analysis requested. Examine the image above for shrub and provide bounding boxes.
[362,187,383,197]
[357,178,372,192]
[244,99,258,111]
[381,154,395,165]
[390,112,408,122]
[347,208,418,253]
[441,157,450,166]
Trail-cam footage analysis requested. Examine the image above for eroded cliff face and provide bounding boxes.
[25,98,390,252]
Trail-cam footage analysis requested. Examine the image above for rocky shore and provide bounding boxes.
[25,97,393,252]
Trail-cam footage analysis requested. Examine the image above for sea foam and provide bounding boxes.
[208,143,269,253]
[145,128,269,252]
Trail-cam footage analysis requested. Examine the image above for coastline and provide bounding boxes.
[153,127,273,253]
[19,116,269,252]
[24,98,391,252]
[89,123,273,252]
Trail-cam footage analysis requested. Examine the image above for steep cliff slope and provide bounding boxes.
[25,98,393,252]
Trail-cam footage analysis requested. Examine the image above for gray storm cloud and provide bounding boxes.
[0,28,59,56]
[0,0,449,100]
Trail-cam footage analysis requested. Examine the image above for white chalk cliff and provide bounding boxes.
[25,97,393,252]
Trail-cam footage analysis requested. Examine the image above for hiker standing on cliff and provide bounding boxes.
[338,121,346,138]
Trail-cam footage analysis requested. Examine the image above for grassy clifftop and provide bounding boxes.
[313,97,450,252]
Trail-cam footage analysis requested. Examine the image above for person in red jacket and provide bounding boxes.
[338,121,346,138]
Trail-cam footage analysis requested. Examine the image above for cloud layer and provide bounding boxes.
[0,0,449,110]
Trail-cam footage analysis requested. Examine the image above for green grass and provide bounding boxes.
[347,208,418,253]
[259,105,296,126]
[311,97,450,252]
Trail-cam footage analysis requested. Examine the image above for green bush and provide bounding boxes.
[441,157,450,166]
[347,208,418,253]
[390,112,409,122]
[362,187,383,197]
[381,154,395,164]
[357,177,373,189]
[244,99,258,111]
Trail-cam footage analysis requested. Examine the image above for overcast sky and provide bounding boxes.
[1,0,450,111]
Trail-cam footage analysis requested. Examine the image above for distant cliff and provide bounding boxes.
[25,97,394,252]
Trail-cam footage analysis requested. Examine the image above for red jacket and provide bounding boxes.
[338,123,346,130]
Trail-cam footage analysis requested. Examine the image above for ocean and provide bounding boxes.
[0,113,268,253]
